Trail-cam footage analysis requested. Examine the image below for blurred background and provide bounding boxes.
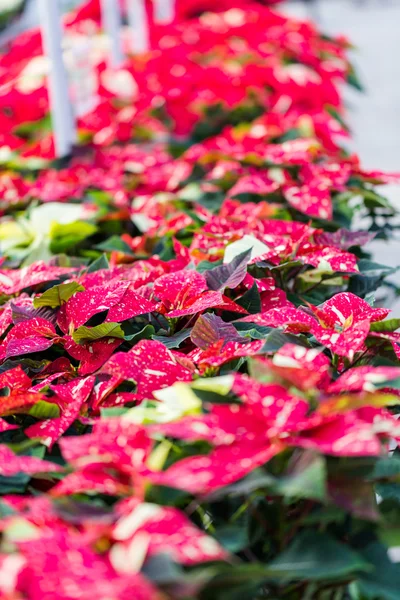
[284,1,400,183]
[0,0,399,308]
[1,0,399,175]
[283,0,400,312]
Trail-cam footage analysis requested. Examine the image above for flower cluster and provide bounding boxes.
[0,1,399,599]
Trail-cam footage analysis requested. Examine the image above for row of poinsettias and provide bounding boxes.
[0,0,356,156]
[0,1,399,599]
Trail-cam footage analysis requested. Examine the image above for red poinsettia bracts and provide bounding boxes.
[25,376,95,447]
[16,529,161,600]
[253,344,332,391]
[0,445,61,477]
[53,419,152,498]
[99,339,194,400]
[149,372,392,495]
[245,293,390,358]
[112,500,227,566]
[0,263,75,296]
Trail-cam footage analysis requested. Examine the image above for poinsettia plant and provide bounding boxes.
[0,1,399,599]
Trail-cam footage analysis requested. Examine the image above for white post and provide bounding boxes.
[64,35,99,118]
[126,0,150,54]
[37,0,75,157]
[154,0,174,24]
[100,0,125,67]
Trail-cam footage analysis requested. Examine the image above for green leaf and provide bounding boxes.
[349,274,383,298]
[0,499,16,518]
[192,389,242,405]
[72,322,125,345]
[355,542,400,600]
[199,564,279,600]
[124,324,155,344]
[142,553,183,586]
[95,235,134,256]
[153,328,192,349]
[87,254,109,273]
[358,260,397,277]
[277,127,301,142]
[347,70,364,92]
[378,499,400,548]
[354,187,391,210]
[101,407,130,418]
[302,506,347,527]
[33,282,85,309]
[210,470,276,499]
[364,292,376,306]
[267,531,371,582]
[14,113,52,138]
[266,260,303,277]
[376,483,400,504]
[29,401,60,420]
[259,330,309,354]
[233,321,272,340]
[370,456,400,480]
[214,524,249,553]
[349,260,396,299]
[197,259,223,273]
[370,319,400,333]
[235,283,261,314]
[49,221,97,253]
[0,473,29,494]
[276,453,327,502]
